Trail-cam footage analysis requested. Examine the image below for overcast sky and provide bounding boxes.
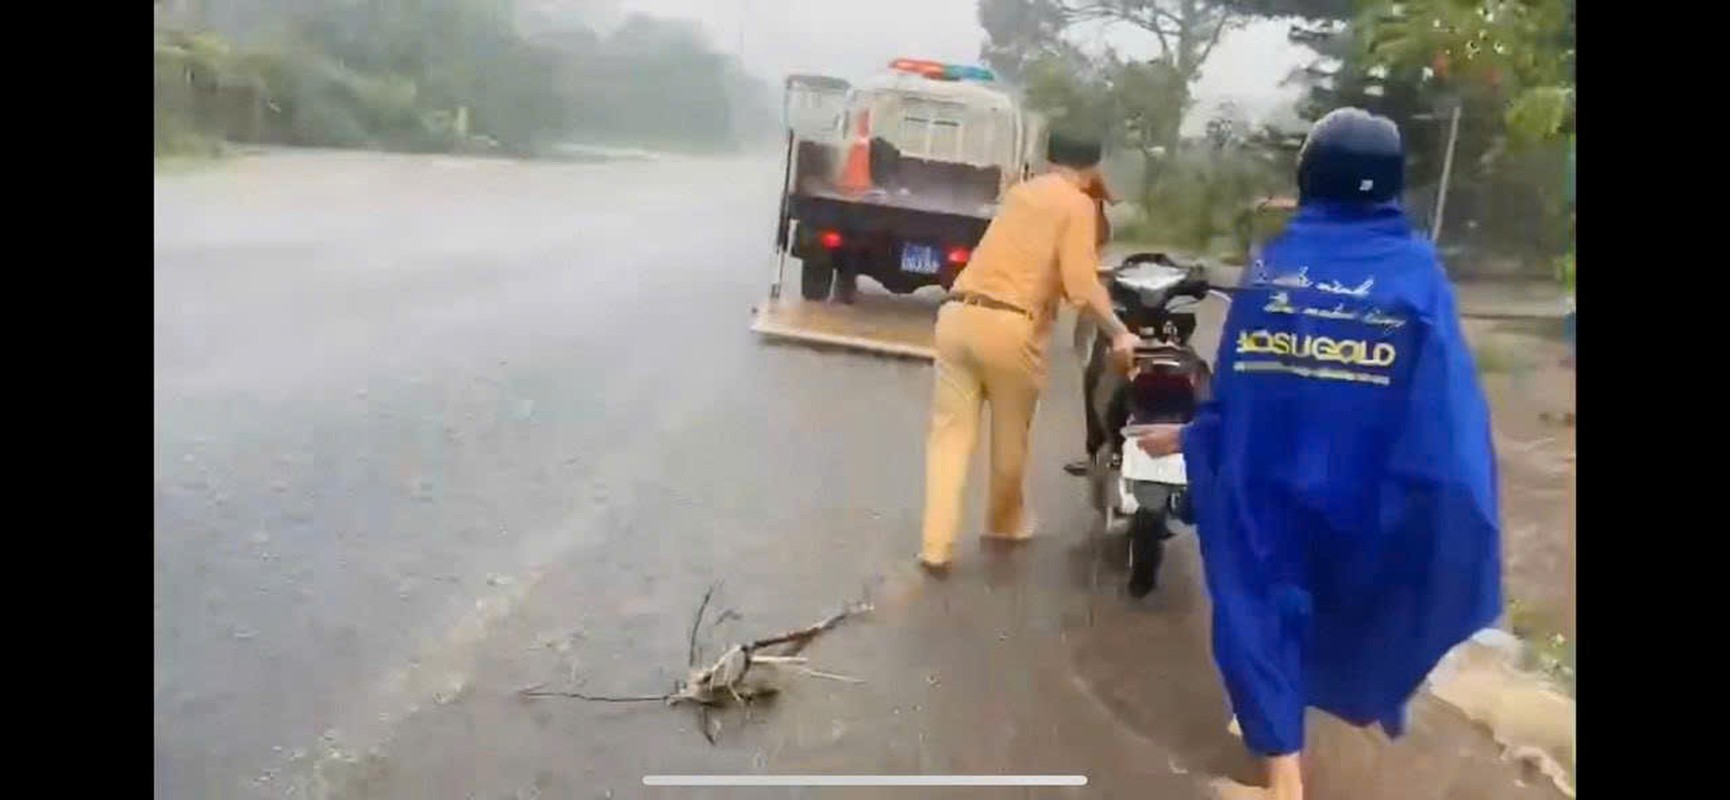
[598,0,1319,131]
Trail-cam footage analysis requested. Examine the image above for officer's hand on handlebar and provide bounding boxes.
[1109,330,1140,374]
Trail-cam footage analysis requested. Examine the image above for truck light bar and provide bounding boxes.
[890,58,944,77]
[889,59,996,83]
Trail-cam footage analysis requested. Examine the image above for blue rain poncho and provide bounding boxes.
[1181,201,1501,756]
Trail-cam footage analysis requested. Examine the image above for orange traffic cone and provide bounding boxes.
[838,109,873,194]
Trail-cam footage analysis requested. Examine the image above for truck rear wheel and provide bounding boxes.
[833,269,858,304]
[800,257,834,301]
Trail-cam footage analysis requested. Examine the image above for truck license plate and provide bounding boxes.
[901,243,942,275]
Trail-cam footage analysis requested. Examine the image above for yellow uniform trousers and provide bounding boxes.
[920,300,1049,565]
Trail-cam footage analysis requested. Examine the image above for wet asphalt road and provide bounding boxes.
[155,149,966,797]
[155,150,1560,800]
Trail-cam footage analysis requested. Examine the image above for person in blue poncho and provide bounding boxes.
[1134,108,1501,800]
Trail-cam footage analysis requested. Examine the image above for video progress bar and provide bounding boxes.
[643,775,1088,786]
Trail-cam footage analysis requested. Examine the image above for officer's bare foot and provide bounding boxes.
[1265,755,1303,800]
[916,556,951,578]
[1208,779,1270,800]
[1208,772,1301,800]
[980,518,1037,544]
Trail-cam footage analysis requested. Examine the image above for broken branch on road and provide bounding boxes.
[518,585,873,742]
[688,584,716,667]
[516,686,669,703]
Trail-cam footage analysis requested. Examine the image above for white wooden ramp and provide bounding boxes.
[750,288,940,361]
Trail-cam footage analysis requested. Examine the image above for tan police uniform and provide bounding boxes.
[920,172,1111,565]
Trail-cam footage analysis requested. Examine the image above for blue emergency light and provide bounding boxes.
[943,64,997,82]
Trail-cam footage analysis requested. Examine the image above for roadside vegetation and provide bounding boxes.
[985,1,1576,705]
[979,0,1574,279]
[1508,599,1574,694]
[154,0,776,162]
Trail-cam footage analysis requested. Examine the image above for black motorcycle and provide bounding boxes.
[1081,253,1217,597]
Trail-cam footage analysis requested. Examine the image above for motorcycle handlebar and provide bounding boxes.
[1107,253,1238,304]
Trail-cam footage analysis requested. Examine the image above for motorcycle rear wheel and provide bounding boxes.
[1127,508,1172,598]
[1089,446,1122,531]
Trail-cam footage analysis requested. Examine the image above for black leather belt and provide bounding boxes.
[947,291,1032,319]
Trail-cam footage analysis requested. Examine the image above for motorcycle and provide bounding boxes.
[1082,253,1218,598]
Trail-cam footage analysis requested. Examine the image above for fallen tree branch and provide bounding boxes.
[745,601,872,656]
[516,683,670,703]
[519,590,872,744]
[787,665,864,684]
[689,584,718,667]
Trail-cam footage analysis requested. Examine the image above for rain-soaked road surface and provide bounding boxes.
[156,150,1563,800]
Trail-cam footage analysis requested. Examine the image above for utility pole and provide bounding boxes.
[737,0,747,62]
[1431,98,1462,243]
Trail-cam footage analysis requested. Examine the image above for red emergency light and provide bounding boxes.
[889,58,947,78]
[946,246,971,266]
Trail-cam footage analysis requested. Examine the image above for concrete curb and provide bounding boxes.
[1426,629,1576,797]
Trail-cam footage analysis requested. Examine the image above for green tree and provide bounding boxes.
[1355,0,1574,274]
[1360,0,1574,144]
[1281,21,1490,199]
[158,0,776,157]
[1212,0,1353,17]
[1059,0,1238,181]
[1020,51,1114,132]
[979,0,1078,82]
[1019,51,1184,200]
[982,0,1362,191]
[569,15,740,149]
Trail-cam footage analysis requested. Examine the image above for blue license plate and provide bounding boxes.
[900,243,942,275]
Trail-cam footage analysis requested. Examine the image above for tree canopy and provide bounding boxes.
[977,0,1574,272]
[980,0,1358,184]
[1360,0,1574,144]
[156,0,776,156]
